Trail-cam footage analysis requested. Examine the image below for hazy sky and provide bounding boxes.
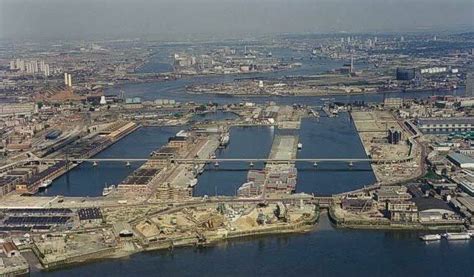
[1,0,473,39]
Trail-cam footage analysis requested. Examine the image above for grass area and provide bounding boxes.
[424,169,443,180]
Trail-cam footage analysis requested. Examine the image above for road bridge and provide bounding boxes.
[29,157,412,165]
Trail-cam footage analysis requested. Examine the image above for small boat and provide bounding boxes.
[39,179,52,189]
[442,232,471,240]
[419,234,441,241]
[102,184,116,196]
[321,97,335,101]
[188,178,198,188]
[198,167,205,175]
[297,143,303,150]
[220,134,230,147]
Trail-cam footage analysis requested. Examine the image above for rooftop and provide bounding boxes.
[410,197,453,212]
[447,152,474,165]
[418,117,474,125]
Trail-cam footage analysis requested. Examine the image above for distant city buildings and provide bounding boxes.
[420,67,447,75]
[9,59,51,76]
[64,73,72,87]
[0,102,37,117]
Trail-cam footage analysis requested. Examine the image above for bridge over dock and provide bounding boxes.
[30,156,414,165]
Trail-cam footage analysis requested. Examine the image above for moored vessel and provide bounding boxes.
[442,232,471,240]
[102,184,116,196]
[419,234,441,241]
[39,179,52,189]
[220,133,230,147]
[188,178,198,188]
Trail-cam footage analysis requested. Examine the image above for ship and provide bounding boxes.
[39,179,52,189]
[198,166,205,175]
[220,133,230,147]
[321,97,335,101]
[188,178,198,188]
[194,164,205,175]
[297,143,303,150]
[419,234,441,241]
[102,184,116,196]
[442,232,471,240]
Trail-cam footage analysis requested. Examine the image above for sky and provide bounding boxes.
[0,0,473,40]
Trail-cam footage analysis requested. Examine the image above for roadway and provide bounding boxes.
[31,157,412,164]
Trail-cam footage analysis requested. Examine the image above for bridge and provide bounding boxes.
[29,156,412,165]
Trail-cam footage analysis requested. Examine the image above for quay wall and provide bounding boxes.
[328,206,464,231]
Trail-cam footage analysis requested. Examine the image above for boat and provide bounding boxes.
[188,178,198,188]
[39,179,52,189]
[102,184,116,196]
[442,232,471,240]
[297,143,303,150]
[198,166,205,175]
[220,133,230,146]
[419,234,441,241]
[321,97,335,101]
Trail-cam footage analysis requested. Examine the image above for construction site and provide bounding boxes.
[350,110,423,184]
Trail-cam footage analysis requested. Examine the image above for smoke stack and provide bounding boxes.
[67,74,72,87]
[64,73,68,85]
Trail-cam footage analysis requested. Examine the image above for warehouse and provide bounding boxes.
[447,153,474,169]
[411,197,456,222]
[416,117,474,134]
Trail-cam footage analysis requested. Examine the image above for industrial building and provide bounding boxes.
[416,117,474,134]
[455,174,474,196]
[374,186,412,203]
[0,102,36,117]
[387,127,402,144]
[410,197,457,222]
[467,72,474,97]
[386,200,419,222]
[447,152,474,169]
[396,68,416,81]
[1,242,20,258]
[384,97,403,108]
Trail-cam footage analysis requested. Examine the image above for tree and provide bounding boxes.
[196,105,206,112]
